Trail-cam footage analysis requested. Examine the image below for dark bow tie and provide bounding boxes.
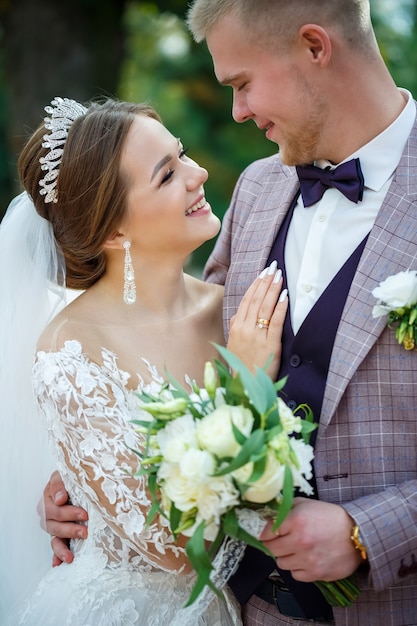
[296,158,364,207]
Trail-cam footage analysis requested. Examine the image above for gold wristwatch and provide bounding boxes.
[350,524,367,560]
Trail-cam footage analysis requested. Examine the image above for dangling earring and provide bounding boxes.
[123,240,136,304]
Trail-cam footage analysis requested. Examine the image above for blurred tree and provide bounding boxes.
[0,0,127,209]
[388,0,417,97]
[372,0,417,96]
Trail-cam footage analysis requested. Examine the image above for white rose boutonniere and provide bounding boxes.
[372,270,417,350]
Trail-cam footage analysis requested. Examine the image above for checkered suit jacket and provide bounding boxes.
[204,116,417,625]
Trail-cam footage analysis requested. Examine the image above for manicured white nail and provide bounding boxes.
[273,269,282,283]
[259,267,268,278]
[279,288,288,302]
[268,260,278,275]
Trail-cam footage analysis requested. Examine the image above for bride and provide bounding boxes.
[0,97,287,625]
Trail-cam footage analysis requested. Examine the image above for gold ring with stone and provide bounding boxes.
[256,318,270,329]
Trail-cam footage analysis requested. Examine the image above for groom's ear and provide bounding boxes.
[298,24,332,66]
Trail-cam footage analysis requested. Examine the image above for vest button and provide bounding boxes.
[398,559,410,578]
[287,400,297,410]
[289,354,301,367]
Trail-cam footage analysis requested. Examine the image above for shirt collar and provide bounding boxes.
[316,89,416,192]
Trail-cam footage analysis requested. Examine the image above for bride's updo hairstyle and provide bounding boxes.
[18,99,161,290]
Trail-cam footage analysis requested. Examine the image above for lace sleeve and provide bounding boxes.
[33,340,189,574]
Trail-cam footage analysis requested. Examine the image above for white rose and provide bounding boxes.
[178,475,240,540]
[372,270,417,317]
[277,398,302,434]
[157,414,197,463]
[232,460,253,485]
[240,449,285,504]
[195,475,240,523]
[372,302,392,318]
[160,464,199,512]
[289,438,315,496]
[159,449,218,515]
[196,404,254,458]
[179,447,216,482]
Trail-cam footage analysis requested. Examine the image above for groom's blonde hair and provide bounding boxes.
[187,0,378,58]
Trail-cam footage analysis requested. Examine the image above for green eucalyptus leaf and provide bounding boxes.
[146,473,162,525]
[231,421,248,446]
[265,424,283,442]
[169,501,183,536]
[224,372,247,404]
[273,375,288,393]
[273,466,294,530]
[214,429,266,476]
[247,453,268,484]
[163,369,192,400]
[184,522,222,606]
[213,358,229,387]
[255,366,280,413]
[214,344,274,415]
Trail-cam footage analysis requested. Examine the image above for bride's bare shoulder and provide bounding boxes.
[36,290,93,352]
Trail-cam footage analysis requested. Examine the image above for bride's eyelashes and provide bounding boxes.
[161,168,174,184]
[160,147,190,185]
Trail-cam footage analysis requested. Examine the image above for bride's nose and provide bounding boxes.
[186,161,208,188]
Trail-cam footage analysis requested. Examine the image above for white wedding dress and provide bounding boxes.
[3,340,242,626]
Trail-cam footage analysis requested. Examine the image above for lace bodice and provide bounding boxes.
[25,340,252,625]
[33,339,189,575]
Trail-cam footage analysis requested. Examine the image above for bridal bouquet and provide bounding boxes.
[131,345,360,608]
[372,269,417,350]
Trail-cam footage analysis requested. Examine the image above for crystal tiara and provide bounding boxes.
[39,97,87,203]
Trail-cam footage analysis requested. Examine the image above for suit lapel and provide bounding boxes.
[321,131,417,426]
[224,160,299,334]
[233,168,299,281]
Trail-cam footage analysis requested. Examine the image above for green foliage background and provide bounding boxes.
[0,0,416,272]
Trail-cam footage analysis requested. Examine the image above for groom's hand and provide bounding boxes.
[261,497,363,582]
[41,470,89,566]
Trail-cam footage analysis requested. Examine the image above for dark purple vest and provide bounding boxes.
[228,192,368,619]
[271,196,368,446]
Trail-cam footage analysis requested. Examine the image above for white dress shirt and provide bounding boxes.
[285,89,416,334]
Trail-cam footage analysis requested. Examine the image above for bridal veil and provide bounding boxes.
[0,192,67,619]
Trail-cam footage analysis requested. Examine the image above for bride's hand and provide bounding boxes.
[40,470,88,566]
[227,261,288,380]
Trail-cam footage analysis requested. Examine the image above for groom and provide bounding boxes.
[186,1,417,625]
[44,1,417,625]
